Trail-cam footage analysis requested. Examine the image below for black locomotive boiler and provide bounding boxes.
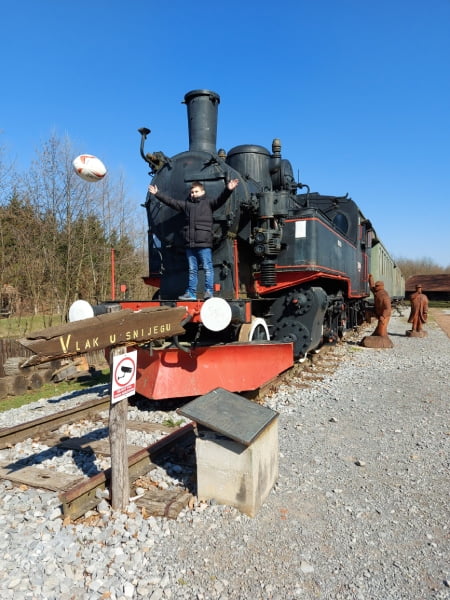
[118,89,404,400]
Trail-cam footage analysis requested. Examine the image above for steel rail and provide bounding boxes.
[59,422,195,520]
[0,396,111,449]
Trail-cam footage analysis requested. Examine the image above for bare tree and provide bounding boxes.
[0,195,47,314]
[1,132,150,315]
[395,257,450,280]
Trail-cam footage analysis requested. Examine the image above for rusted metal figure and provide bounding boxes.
[369,274,392,336]
[407,284,429,337]
[361,274,393,348]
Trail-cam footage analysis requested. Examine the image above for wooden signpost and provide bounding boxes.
[109,345,130,510]
[18,306,186,367]
[18,305,187,511]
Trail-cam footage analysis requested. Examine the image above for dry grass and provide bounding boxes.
[0,314,65,339]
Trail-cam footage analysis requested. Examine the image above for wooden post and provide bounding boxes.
[111,248,116,301]
[109,345,130,510]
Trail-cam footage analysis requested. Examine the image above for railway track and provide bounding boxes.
[0,337,355,520]
[0,395,196,520]
[0,396,111,449]
[59,422,195,521]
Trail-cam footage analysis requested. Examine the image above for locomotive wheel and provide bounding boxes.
[273,320,311,360]
[238,317,270,342]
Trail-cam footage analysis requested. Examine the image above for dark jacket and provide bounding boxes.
[155,187,232,248]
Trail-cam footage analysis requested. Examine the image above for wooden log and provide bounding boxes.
[27,372,43,390]
[11,374,28,395]
[73,355,89,371]
[0,379,9,400]
[52,363,79,383]
[36,359,62,371]
[0,375,28,396]
[2,357,44,392]
[2,357,26,376]
[40,368,54,383]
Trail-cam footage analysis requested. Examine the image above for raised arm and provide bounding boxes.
[147,184,183,211]
[227,178,239,191]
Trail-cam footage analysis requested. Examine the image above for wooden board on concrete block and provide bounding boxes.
[18,306,187,367]
[178,387,279,446]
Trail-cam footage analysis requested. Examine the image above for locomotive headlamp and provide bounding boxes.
[200,297,232,332]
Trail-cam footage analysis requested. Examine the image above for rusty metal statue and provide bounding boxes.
[361,274,393,348]
[406,284,429,337]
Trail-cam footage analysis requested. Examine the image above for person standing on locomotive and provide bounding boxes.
[148,179,239,300]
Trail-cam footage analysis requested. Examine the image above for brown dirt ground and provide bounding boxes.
[427,307,450,338]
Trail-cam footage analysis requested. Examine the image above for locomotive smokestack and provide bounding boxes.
[183,89,220,154]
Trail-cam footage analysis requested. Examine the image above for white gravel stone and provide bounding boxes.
[0,313,449,599]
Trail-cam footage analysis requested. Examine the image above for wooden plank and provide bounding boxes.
[59,456,156,520]
[55,418,178,435]
[126,420,175,434]
[135,489,192,519]
[58,438,144,457]
[0,463,82,491]
[18,306,187,367]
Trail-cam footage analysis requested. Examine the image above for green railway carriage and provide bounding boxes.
[370,236,405,300]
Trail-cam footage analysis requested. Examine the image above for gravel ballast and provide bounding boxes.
[0,311,449,600]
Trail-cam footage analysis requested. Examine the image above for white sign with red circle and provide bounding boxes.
[111,350,137,404]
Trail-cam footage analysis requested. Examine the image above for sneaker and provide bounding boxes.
[178,293,196,301]
[204,292,213,300]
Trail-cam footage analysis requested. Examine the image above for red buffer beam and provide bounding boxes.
[134,342,294,400]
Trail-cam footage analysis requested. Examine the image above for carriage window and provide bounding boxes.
[333,213,349,235]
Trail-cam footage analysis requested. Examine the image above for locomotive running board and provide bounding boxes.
[134,342,294,401]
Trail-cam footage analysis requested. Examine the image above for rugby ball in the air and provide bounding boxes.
[73,154,107,182]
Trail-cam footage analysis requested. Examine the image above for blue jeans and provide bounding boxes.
[185,248,214,296]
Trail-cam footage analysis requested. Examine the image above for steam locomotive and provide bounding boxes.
[115,89,404,399]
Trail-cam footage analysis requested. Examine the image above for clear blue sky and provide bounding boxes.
[1,0,449,267]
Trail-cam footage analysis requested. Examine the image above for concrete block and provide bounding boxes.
[196,417,279,517]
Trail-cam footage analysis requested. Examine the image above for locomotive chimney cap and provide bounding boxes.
[183,89,220,104]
